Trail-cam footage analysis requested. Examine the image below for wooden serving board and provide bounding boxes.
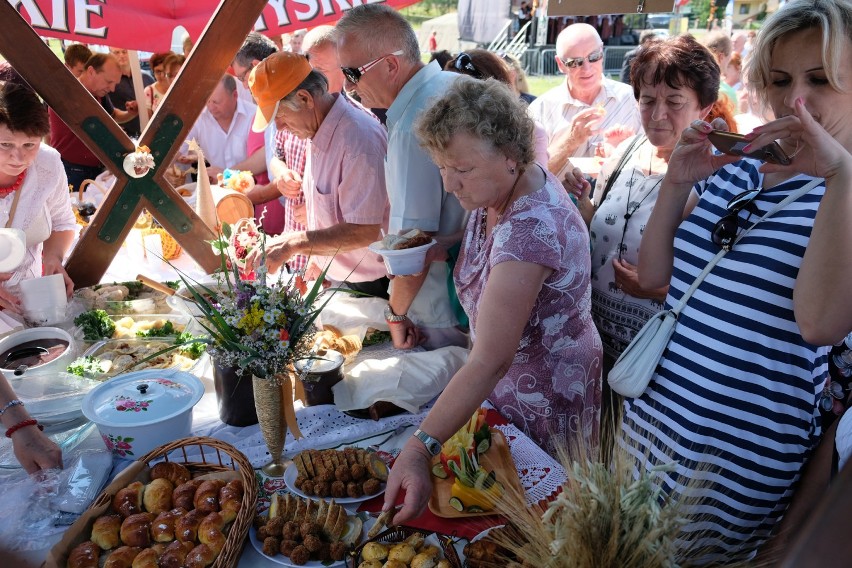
[428,429,524,518]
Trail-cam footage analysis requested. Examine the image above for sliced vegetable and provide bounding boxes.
[448,496,464,512]
[431,463,448,479]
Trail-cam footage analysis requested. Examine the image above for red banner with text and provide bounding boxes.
[7,0,422,52]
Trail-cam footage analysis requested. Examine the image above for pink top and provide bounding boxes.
[454,166,602,454]
[302,94,389,283]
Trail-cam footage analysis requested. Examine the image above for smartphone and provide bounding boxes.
[707,130,792,166]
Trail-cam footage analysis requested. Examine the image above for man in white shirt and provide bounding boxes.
[528,23,642,178]
[178,74,256,181]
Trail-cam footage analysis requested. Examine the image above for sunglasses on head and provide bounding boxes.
[560,47,604,69]
[711,187,761,251]
[341,49,404,84]
[453,53,484,79]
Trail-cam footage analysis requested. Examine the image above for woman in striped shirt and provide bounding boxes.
[625,0,852,563]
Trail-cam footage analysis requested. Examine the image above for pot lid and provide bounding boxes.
[11,371,100,426]
[82,369,204,427]
[295,349,344,375]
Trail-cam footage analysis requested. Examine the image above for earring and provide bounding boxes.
[508,166,516,175]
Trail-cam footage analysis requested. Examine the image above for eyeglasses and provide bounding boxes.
[235,63,255,84]
[711,187,761,251]
[341,50,404,84]
[560,47,604,69]
[453,53,484,79]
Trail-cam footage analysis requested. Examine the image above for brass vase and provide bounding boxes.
[253,371,304,476]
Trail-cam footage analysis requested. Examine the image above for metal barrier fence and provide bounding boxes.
[528,46,634,79]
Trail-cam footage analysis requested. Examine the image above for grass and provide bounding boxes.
[526,74,564,97]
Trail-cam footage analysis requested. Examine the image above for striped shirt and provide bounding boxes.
[274,128,308,272]
[527,76,642,177]
[621,159,829,563]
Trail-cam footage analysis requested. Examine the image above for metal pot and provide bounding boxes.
[0,326,76,379]
[81,369,204,459]
[294,349,344,406]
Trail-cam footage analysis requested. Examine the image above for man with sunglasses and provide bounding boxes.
[528,23,641,178]
[245,52,390,296]
[335,4,469,350]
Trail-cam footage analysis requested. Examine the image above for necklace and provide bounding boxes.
[0,171,26,199]
[478,167,526,245]
[617,143,663,261]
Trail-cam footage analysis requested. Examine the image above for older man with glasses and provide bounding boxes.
[529,23,642,178]
[335,4,469,351]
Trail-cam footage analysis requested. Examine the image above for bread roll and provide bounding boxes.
[193,479,225,514]
[150,462,191,486]
[119,513,154,548]
[387,543,417,564]
[172,478,203,511]
[67,540,100,568]
[151,508,186,543]
[218,479,243,524]
[103,546,143,568]
[143,477,173,514]
[129,547,159,568]
[174,508,205,542]
[197,512,226,555]
[361,542,389,562]
[91,513,122,550]
[184,543,217,568]
[157,540,194,568]
[112,481,144,518]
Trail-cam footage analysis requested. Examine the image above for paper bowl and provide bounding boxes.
[368,239,436,276]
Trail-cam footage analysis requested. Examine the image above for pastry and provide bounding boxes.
[119,513,155,548]
[91,513,122,550]
[113,481,144,518]
[143,478,174,514]
[67,541,100,568]
[150,462,191,486]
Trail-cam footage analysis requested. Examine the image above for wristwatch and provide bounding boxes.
[384,304,409,323]
[413,429,442,456]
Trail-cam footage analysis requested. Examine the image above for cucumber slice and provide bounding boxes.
[449,496,464,512]
[476,438,491,455]
[467,505,485,513]
[432,463,448,479]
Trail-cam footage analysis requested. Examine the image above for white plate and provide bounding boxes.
[0,228,26,272]
[471,524,504,543]
[248,517,348,567]
[284,462,385,505]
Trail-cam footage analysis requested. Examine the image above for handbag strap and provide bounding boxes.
[596,135,646,205]
[671,176,823,315]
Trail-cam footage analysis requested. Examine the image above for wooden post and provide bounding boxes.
[0,0,268,287]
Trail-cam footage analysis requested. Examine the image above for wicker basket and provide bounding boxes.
[45,436,258,568]
[348,526,462,568]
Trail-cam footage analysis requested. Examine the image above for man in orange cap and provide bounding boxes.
[245,52,390,297]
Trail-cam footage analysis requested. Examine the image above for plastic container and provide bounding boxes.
[81,337,204,380]
[367,239,436,276]
[73,281,171,315]
[81,369,204,458]
[107,313,197,339]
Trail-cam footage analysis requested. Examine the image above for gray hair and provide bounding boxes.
[220,73,237,94]
[280,69,329,110]
[747,0,852,109]
[235,31,277,67]
[334,4,420,64]
[303,25,336,53]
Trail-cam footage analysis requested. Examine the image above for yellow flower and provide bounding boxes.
[237,303,265,334]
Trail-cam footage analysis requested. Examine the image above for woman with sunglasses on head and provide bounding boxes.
[624,0,852,562]
[567,34,720,443]
[382,77,601,525]
[444,50,548,165]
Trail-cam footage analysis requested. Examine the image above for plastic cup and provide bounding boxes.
[20,273,67,326]
[368,239,436,276]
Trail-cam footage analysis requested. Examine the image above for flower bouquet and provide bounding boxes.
[220,169,255,194]
[176,217,333,474]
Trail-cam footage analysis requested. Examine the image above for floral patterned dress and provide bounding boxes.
[454,167,602,455]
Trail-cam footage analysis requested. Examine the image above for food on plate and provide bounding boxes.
[356,532,453,568]
[377,229,432,251]
[76,311,188,341]
[74,281,170,314]
[74,309,116,341]
[447,450,504,513]
[292,447,387,499]
[68,472,244,568]
[74,338,203,378]
[257,493,360,564]
[463,524,527,568]
[314,326,363,363]
[434,409,491,479]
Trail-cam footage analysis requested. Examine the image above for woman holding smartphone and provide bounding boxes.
[626,0,852,563]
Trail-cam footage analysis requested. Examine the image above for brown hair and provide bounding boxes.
[148,51,174,71]
[630,34,721,109]
[64,43,92,68]
[445,49,512,85]
[0,80,50,138]
[84,52,116,72]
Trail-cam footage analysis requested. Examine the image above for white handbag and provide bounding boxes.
[608,178,822,398]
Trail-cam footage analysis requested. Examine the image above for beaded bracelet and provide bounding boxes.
[5,419,43,438]
[0,399,24,417]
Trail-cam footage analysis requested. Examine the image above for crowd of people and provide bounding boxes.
[1,0,851,563]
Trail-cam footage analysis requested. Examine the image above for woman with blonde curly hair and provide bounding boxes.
[383,77,602,525]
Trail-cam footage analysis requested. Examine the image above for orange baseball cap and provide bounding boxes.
[248,52,312,132]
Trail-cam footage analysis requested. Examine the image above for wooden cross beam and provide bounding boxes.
[0,0,268,288]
